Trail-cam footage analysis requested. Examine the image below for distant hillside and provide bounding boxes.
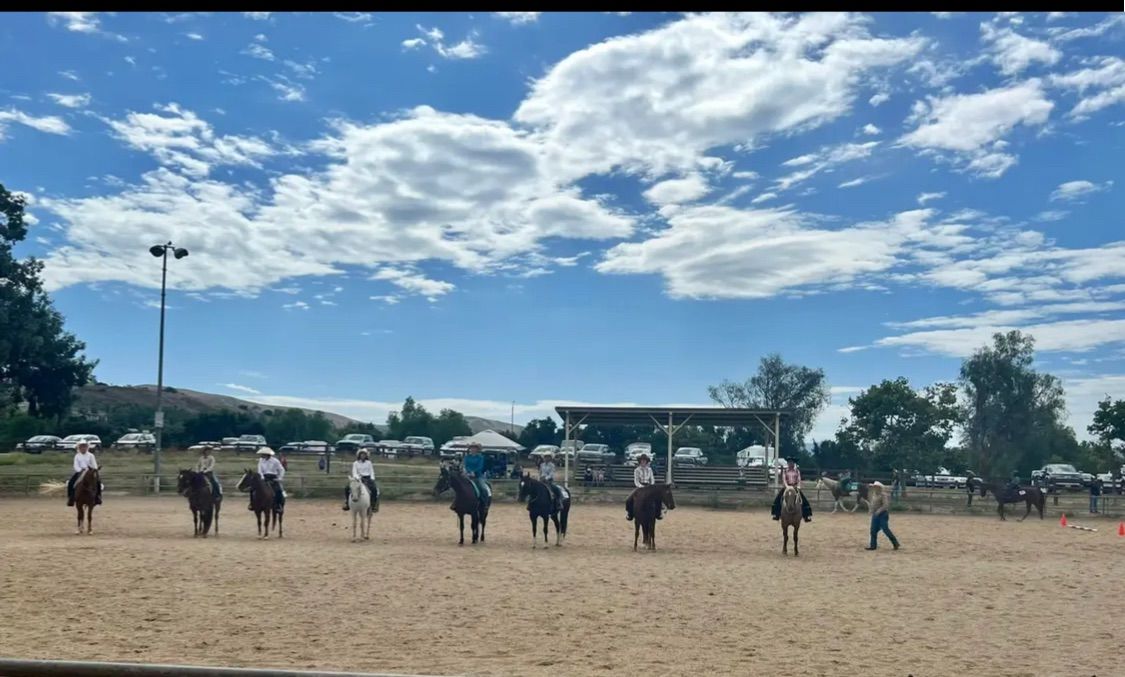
[73,384,523,436]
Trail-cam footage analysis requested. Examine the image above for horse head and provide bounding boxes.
[349,476,364,498]
[783,484,800,512]
[660,483,677,511]
[517,473,533,503]
[177,469,192,495]
[236,469,254,493]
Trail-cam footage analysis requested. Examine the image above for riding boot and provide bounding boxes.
[248,489,255,511]
[96,484,103,506]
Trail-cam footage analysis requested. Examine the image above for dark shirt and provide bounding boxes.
[1091,480,1102,496]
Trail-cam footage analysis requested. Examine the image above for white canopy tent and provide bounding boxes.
[462,429,525,452]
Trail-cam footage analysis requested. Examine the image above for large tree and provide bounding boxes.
[1088,397,1125,449]
[517,417,562,450]
[960,330,1070,477]
[385,396,436,439]
[0,183,96,418]
[708,353,830,459]
[838,378,959,472]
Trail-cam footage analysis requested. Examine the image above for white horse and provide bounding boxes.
[816,476,870,513]
[348,477,372,542]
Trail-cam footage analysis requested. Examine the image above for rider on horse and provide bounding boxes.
[1005,469,1021,501]
[772,458,812,522]
[251,447,285,511]
[537,451,564,512]
[463,442,491,501]
[195,446,222,497]
[625,453,661,521]
[67,440,102,507]
[343,448,378,511]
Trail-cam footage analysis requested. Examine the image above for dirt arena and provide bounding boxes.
[0,497,1120,677]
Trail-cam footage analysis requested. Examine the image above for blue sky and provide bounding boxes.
[3,12,1124,439]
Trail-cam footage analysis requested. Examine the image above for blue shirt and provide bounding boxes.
[464,453,484,476]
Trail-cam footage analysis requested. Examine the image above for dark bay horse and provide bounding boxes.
[74,468,99,535]
[632,483,676,551]
[177,470,221,538]
[974,478,1045,521]
[517,474,571,548]
[237,470,283,539]
[780,484,802,556]
[433,464,489,546]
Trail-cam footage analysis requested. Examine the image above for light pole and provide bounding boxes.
[150,241,189,494]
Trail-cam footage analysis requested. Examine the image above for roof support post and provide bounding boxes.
[564,410,570,490]
[774,412,781,489]
[666,411,674,484]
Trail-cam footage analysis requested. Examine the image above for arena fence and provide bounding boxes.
[0,658,454,677]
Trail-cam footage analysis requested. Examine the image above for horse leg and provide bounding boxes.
[552,514,562,547]
[542,515,549,546]
[458,513,465,546]
[793,524,799,557]
[1019,499,1031,522]
[76,504,83,535]
[352,508,358,542]
[782,523,788,555]
[530,512,537,549]
[649,521,656,551]
[193,509,199,537]
[256,510,263,539]
[276,510,283,539]
[214,501,220,536]
[479,506,487,543]
[86,504,94,534]
[634,520,640,551]
[470,511,480,544]
[560,504,569,544]
[998,502,1006,521]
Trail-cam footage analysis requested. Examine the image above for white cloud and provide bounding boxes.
[371,267,455,301]
[265,77,306,102]
[0,109,72,138]
[46,12,126,41]
[869,92,890,106]
[1050,57,1125,118]
[1035,209,1068,222]
[495,12,541,25]
[869,318,1125,357]
[917,191,945,205]
[980,22,1061,76]
[899,80,1053,177]
[861,123,880,135]
[642,174,710,205]
[515,12,925,181]
[59,70,80,81]
[242,42,275,61]
[837,176,871,188]
[46,93,91,108]
[775,141,879,191]
[333,12,374,24]
[411,25,487,60]
[242,12,271,20]
[370,295,400,305]
[185,32,204,41]
[282,300,309,310]
[1050,179,1112,202]
[222,383,262,395]
[749,192,777,205]
[1052,14,1125,42]
[402,38,425,50]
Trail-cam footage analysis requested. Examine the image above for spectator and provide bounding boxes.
[1090,475,1103,514]
[965,470,976,507]
[891,469,902,500]
[865,482,900,551]
[583,466,594,487]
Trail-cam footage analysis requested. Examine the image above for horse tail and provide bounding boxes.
[39,481,67,496]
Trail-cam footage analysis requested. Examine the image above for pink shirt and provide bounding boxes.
[782,467,801,486]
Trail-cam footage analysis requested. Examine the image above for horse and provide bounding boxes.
[517,473,571,548]
[433,464,490,546]
[176,469,220,538]
[73,468,99,535]
[348,476,373,542]
[632,483,676,551]
[236,470,284,539]
[780,484,802,556]
[816,475,870,513]
[973,478,1045,521]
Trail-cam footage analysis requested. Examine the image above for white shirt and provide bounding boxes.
[634,464,654,487]
[539,461,556,482]
[351,459,375,479]
[258,457,285,479]
[74,451,99,474]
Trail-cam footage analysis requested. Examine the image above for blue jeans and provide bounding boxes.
[869,511,899,549]
[1090,495,1099,512]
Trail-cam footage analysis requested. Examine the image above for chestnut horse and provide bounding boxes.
[73,468,99,535]
[632,483,676,551]
[237,470,283,539]
[780,484,802,556]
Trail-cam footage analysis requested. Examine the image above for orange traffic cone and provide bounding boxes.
[1118,521,1124,537]
[1059,513,1068,527]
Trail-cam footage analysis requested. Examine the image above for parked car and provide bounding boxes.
[577,443,616,463]
[915,467,969,489]
[335,434,377,455]
[58,434,102,451]
[279,440,331,454]
[624,442,652,466]
[558,440,582,462]
[673,447,708,466]
[529,445,560,463]
[187,440,222,452]
[1031,463,1086,490]
[378,440,403,458]
[440,436,470,460]
[401,436,435,457]
[220,437,240,451]
[17,435,63,453]
[113,432,156,451]
[234,434,268,452]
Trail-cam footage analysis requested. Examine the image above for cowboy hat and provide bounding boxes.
[468,442,482,450]
[256,447,275,456]
[355,449,369,458]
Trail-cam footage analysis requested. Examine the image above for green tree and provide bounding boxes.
[430,408,472,447]
[960,330,1070,477]
[838,378,959,472]
[265,408,334,444]
[1089,397,1125,448]
[708,353,830,459]
[386,396,435,439]
[517,417,562,450]
[0,183,97,418]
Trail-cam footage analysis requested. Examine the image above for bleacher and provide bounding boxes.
[569,460,768,489]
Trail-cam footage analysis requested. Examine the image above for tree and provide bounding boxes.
[385,396,436,439]
[1,183,97,418]
[960,331,1070,477]
[517,417,562,450]
[708,353,830,459]
[838,378,959,472]
[1089,397,1125,448]
[264,408,334,445]
[430,408,472,447]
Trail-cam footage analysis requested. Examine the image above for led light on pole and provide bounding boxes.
[150,241,188,494]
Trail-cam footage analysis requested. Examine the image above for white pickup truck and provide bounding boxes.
[915,467,970,489]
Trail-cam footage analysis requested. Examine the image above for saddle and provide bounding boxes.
[470,477,491,502]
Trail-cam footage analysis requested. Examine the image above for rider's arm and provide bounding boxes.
[275,459,285,480]
[89,454,99,471]
[634,467,643,488]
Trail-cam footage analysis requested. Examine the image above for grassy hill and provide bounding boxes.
[72,384,523,435]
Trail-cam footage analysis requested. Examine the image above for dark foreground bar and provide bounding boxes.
[0,658,454,677]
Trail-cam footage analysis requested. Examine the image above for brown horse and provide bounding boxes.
[816,475,870,513]
[73,468,99,535]
[632,483,676,551]
[433,464,489,546]
[237,470,283,539]
[975,478,1045,521]
[780,484,802,556]
[177,470,220,538]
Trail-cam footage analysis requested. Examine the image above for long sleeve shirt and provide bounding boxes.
[351,459,375,479]
[74,451,99,473]
[782,467,802,486]
[258,457,285,479]
[539,461,556,482]
[463,453,484,476]
[634,464,654,487]
[870,491,890,515]
[195,455,215,473]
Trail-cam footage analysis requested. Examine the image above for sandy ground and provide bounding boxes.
[0,497,1121,677]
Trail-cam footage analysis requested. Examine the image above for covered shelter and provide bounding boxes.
[553,406,791,487]
[462,429,525,452]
